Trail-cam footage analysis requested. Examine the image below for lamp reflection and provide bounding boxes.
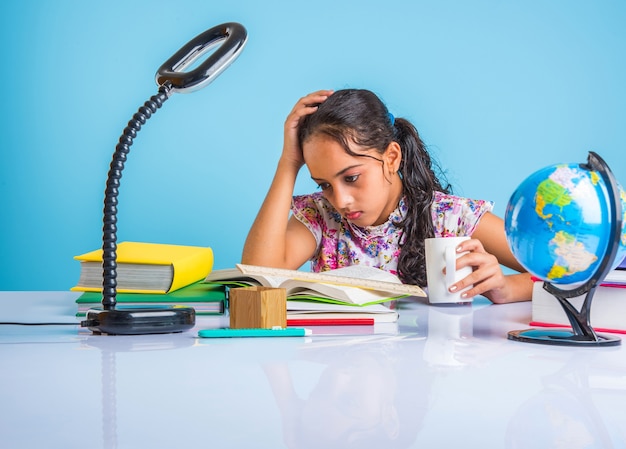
[82,335,195,449]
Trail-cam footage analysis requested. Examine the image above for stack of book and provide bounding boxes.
[71,242,226,317]
[204,263,427,324]
[530,258,626,334]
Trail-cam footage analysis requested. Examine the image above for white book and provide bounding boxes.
[531,280,626,333]
[286,300,399,323]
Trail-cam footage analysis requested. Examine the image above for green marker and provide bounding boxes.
[198,328,311,338]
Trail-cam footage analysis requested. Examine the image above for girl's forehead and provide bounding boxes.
[305,138,354,165]
[304,133,372,157]
[305,143,376,168]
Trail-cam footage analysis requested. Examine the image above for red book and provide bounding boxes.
[287,318,374,326]
[528,321,626,335]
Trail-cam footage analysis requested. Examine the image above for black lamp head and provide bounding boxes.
[156,22,247,94]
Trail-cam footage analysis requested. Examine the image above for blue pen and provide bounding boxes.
[198,327,312,338]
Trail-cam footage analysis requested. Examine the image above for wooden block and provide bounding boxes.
[229,286,287,329]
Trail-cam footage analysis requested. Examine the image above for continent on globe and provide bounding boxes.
[535,169,576,222]
[548,230,598,280]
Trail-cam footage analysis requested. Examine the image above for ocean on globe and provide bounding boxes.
[505,162,626,285]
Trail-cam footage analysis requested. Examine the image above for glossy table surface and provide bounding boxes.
[1,291,625,449]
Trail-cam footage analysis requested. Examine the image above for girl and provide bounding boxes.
[242,89,532,303]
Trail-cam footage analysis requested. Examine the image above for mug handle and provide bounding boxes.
[445,246,457,288]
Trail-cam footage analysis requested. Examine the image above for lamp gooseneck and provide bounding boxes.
[101,85,171,310]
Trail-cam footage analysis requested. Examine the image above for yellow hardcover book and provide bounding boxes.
[71,241,214,294]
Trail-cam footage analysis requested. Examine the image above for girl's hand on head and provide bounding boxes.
[281,90,333,169]
[446,238,512,303]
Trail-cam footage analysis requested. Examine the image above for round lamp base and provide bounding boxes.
[81,306,196,335]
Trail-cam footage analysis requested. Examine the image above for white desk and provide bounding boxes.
[1,292,625,449]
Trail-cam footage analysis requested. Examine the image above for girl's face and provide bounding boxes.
[303,134,403,227]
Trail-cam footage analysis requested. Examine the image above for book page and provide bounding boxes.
[282,283,402,306]
[319,265,402,283]
[205,268,289,288]
[280,265,407,305]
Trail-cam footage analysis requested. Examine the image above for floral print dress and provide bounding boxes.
[291,191,494,276]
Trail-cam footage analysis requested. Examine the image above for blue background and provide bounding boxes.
[1,0,624,291]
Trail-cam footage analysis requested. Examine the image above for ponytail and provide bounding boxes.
[394,118,450,285]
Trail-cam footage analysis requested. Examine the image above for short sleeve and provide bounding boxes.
[291,193,324,248]
[431,191,494,237]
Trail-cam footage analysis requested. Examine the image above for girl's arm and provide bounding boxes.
[241,159,317,268]
[453,212,533,303]
[473,212,525,272]
[241,90,333,269]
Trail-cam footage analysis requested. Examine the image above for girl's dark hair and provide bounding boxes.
[298,88,451,286]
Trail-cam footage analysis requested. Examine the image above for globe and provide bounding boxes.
[505,161,626,285]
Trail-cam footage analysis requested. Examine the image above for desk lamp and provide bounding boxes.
[80,22,247,335]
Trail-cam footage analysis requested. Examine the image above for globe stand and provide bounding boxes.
[508,152,622,347]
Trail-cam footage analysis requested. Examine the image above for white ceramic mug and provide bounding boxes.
[425,236,473,304]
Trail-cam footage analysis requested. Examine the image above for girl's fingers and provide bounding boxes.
[285,90,334,129]
[293,90,334,111]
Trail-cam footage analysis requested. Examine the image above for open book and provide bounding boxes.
[205,263,425,307]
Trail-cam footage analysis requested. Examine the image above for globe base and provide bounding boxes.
[507,328,620,347]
